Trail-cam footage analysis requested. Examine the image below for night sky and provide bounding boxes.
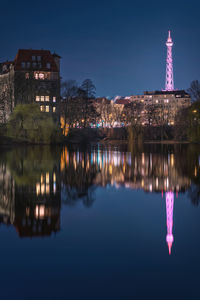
[1,0,200,97]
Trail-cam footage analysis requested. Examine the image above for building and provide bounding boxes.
[128,90,191,125]
[0,49,61,123]
[95,90,190,127]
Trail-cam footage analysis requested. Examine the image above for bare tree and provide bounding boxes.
[188,80,200,102]
[80,79,97,127]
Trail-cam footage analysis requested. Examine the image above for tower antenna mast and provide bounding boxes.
[165,30,174,91]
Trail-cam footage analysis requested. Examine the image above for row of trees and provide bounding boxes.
[61,79,98,129]
[174,80,200,142]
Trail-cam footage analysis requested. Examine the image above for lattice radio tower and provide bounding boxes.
[165,31,174,91]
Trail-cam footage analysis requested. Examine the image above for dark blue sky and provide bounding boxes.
[0,0,200,96]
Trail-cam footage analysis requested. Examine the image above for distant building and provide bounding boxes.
[95,90,191,127]
[0,49,61,123]
[129,90,191,126]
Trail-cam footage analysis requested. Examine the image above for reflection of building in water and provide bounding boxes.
[60,147,191,255]
[0,163,15,224]
[165,192,174,255]
[60,147,97,207]
[61,147,191,193]
[0,166,61,237]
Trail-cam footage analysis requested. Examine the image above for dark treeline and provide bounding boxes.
[61,79,98,129]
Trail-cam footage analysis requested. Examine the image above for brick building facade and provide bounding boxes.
[0,49,61,123]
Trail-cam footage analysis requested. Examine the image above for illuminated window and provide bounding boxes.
[53,107,56,112]
[45,96,49,102]
[53,97,56,102]
[41,96,44,102]
[39,73,44,79]
[40,105,45,112]
[36,96,40,102]
[25,73,29,79]
[156,100,158,103]
[46,62,51,68]
[164,99,169,103]
[46,106,49,112]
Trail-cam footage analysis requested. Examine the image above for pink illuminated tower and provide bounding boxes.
[165,31,174,91]
[165,191,174,255]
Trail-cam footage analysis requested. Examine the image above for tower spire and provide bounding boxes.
[165,30,174,91]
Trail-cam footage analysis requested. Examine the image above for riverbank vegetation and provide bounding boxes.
[1,79,200,145]
[2,104,62,144]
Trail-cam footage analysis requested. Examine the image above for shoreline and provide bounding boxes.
[0,135,193,146]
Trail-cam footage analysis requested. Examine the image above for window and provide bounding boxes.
[37,56,41,61]
[25,73,29,79]
[21,62,25,68]
[36,96,40,102]
[32,56,36,61]
[46,106,49,112]
[164,99,169,103]
[38,63,42,69]
[32,62,37,68]
[39,73,45,79]
[45,96,49,102]
[53,107,56,113]
[41,96,45,102]
[155,99,158,103]
[53,96,56,102]
[27,62,31,68]
[40,105,45,112]
[46,62,51,69]
[2,65,7,72]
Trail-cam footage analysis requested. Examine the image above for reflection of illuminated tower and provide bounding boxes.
[165,191,174,255]
[165,31,174,91]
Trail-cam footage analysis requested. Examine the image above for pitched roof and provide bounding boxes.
[115,98,131,105]
[14,49,59,72]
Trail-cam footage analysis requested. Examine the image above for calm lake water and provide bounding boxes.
[0,143,200,299]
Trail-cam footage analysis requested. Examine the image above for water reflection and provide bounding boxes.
[0,144,200,254]
[165,191,174,255]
